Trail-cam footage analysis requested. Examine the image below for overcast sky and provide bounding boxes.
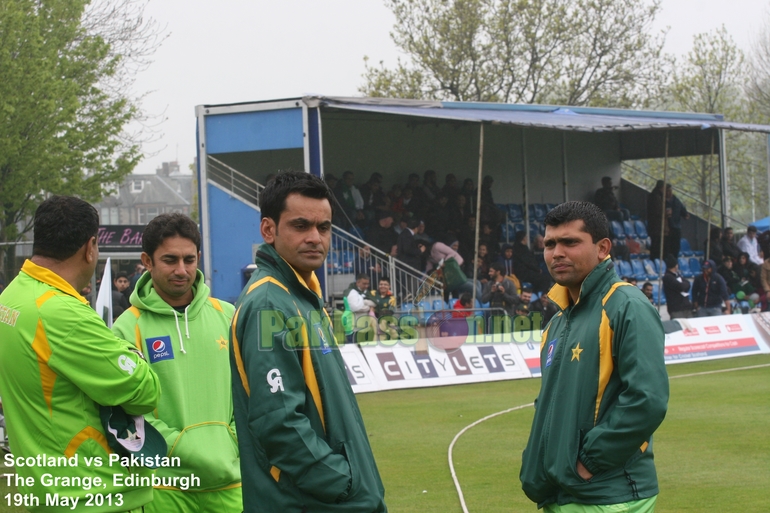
[130,0,770,174]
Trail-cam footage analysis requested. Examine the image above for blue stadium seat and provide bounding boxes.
[641,259,658,279]
[679,238,693,257]
[342,250,355,273]
[631,259,647,280]
[652,283,666,305]
[688,257,702,276]
[508,204,523,222]
[634,220,648,239]
[654,258,666,275]
[533,203,548,221]
[546,203,557,212]
[329,251,343,274]
[623,220,637,239]
[432,299,448,312]
[616,259,634,279]
[678,257,693,278]
[610,220,625,241]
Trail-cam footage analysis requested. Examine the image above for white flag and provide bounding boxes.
[94,258,113,327]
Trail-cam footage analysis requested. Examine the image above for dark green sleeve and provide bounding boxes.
[578,296,669,473]
[236,296,351,503]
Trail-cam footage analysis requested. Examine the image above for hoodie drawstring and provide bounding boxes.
[173,307,190,354]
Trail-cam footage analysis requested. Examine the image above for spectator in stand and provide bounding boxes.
[335,171,365,228]
[371,277,397,318]
[512,231,552,293]
[718,254,742,294]
[112,271,131,320]
[425,194,450,241]
[529,290,559,325]
[451,292,474,318]
[442,173,460,203]
[760,248,770,310]
[419,238,464,273]
[422,169,441,204]
[664,184,689,259]
[367,210,398,255]
[344,273,377,322]
[721,227,740,261]
[692,260,731,317]
[704,226,723,263]
[359,172,387,227]
[465,242,491,278]
[498,244,516,277]
[405,173,426,218]
[738,225,763,265]
[593,176,625,222]
[733,252,756,293]
[647,180,666,260]
[448,194,471,235]
[482,262,520,316]
[388,183,406,219]
[519,286,533,308]
[400,187,420,220]
[396,217,425,271]
[479,223,498,260]
[641,282,654,304]
[461,178,476,212]
[662,255,693,319]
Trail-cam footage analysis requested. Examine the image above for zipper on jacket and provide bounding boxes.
[541,306,573,475]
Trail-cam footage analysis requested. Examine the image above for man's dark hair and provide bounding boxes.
[142,213,201,259]
[407,218,422,230]
[490,262,505,274]
[459,292,472,307]
[355,273,370,281]
[33,196,99,261]
[378,277,390,285]
[115,271,128,281]
[748,225,758,233]
[515,231,527,244]
[544,201,609,243]
[259,170,334,225]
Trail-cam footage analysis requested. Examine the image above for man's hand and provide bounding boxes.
[576,460,593,481]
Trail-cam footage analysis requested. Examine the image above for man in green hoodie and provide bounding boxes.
[520,201,669,513]
[231,170,387,512]
[113,213,241,512]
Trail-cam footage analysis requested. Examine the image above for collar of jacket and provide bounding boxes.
[21,259,87,304]
[547,257,616,311]
[254,243,324,304]
[130,268,209,318]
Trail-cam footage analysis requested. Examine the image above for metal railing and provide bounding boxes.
[207,156,263,207]
[328,224,442,304]
[204,156,433,303]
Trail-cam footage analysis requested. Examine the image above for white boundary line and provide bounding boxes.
[447,363,770,513]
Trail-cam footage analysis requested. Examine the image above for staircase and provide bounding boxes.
[206,156,437,303]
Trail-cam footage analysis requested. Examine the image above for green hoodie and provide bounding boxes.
[112,270,240,492]
[520,258,669,508]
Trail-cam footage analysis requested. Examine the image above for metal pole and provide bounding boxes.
[471,124,484,309]
[719,130,730,227]
[562,132,569,203]
[656,132,669,310]
[522,129,530,246]
[705,133,715,260]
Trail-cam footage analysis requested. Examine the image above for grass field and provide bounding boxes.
[1,354,768,512]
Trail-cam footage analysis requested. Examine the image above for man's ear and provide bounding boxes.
[597,238,612,260]
[261,217,276,244]
[140,252,153,271]
[85,237,97,264]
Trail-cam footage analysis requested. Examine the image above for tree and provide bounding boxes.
[625,28,767,226]
[0,0,163,281]
[360,0,666,108]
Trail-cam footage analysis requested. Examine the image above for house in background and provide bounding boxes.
[94,160,196,225]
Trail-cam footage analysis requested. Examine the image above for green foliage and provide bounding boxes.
[623,28,768,226]
[361,0,666,108]
[0,0,141,277]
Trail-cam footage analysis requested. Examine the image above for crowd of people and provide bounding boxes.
[327,169,554,319]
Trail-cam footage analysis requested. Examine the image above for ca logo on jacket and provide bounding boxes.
[267,368,284,393]
[118,355,137,375]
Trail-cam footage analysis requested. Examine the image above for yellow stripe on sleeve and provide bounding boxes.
[231,307,250,396]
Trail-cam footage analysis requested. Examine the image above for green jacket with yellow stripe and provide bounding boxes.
[230,243,386,512]
[520,258,669,508]
[112,270,240,493]
[0,260,161,512]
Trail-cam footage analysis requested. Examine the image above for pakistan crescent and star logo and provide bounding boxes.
[217,335,228,350]
[571,342,583,362]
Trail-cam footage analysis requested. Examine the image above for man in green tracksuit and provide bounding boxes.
[0,196,161,513]
[113,213,241,512]
[520,201,669,513]
[230,171,387,512]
